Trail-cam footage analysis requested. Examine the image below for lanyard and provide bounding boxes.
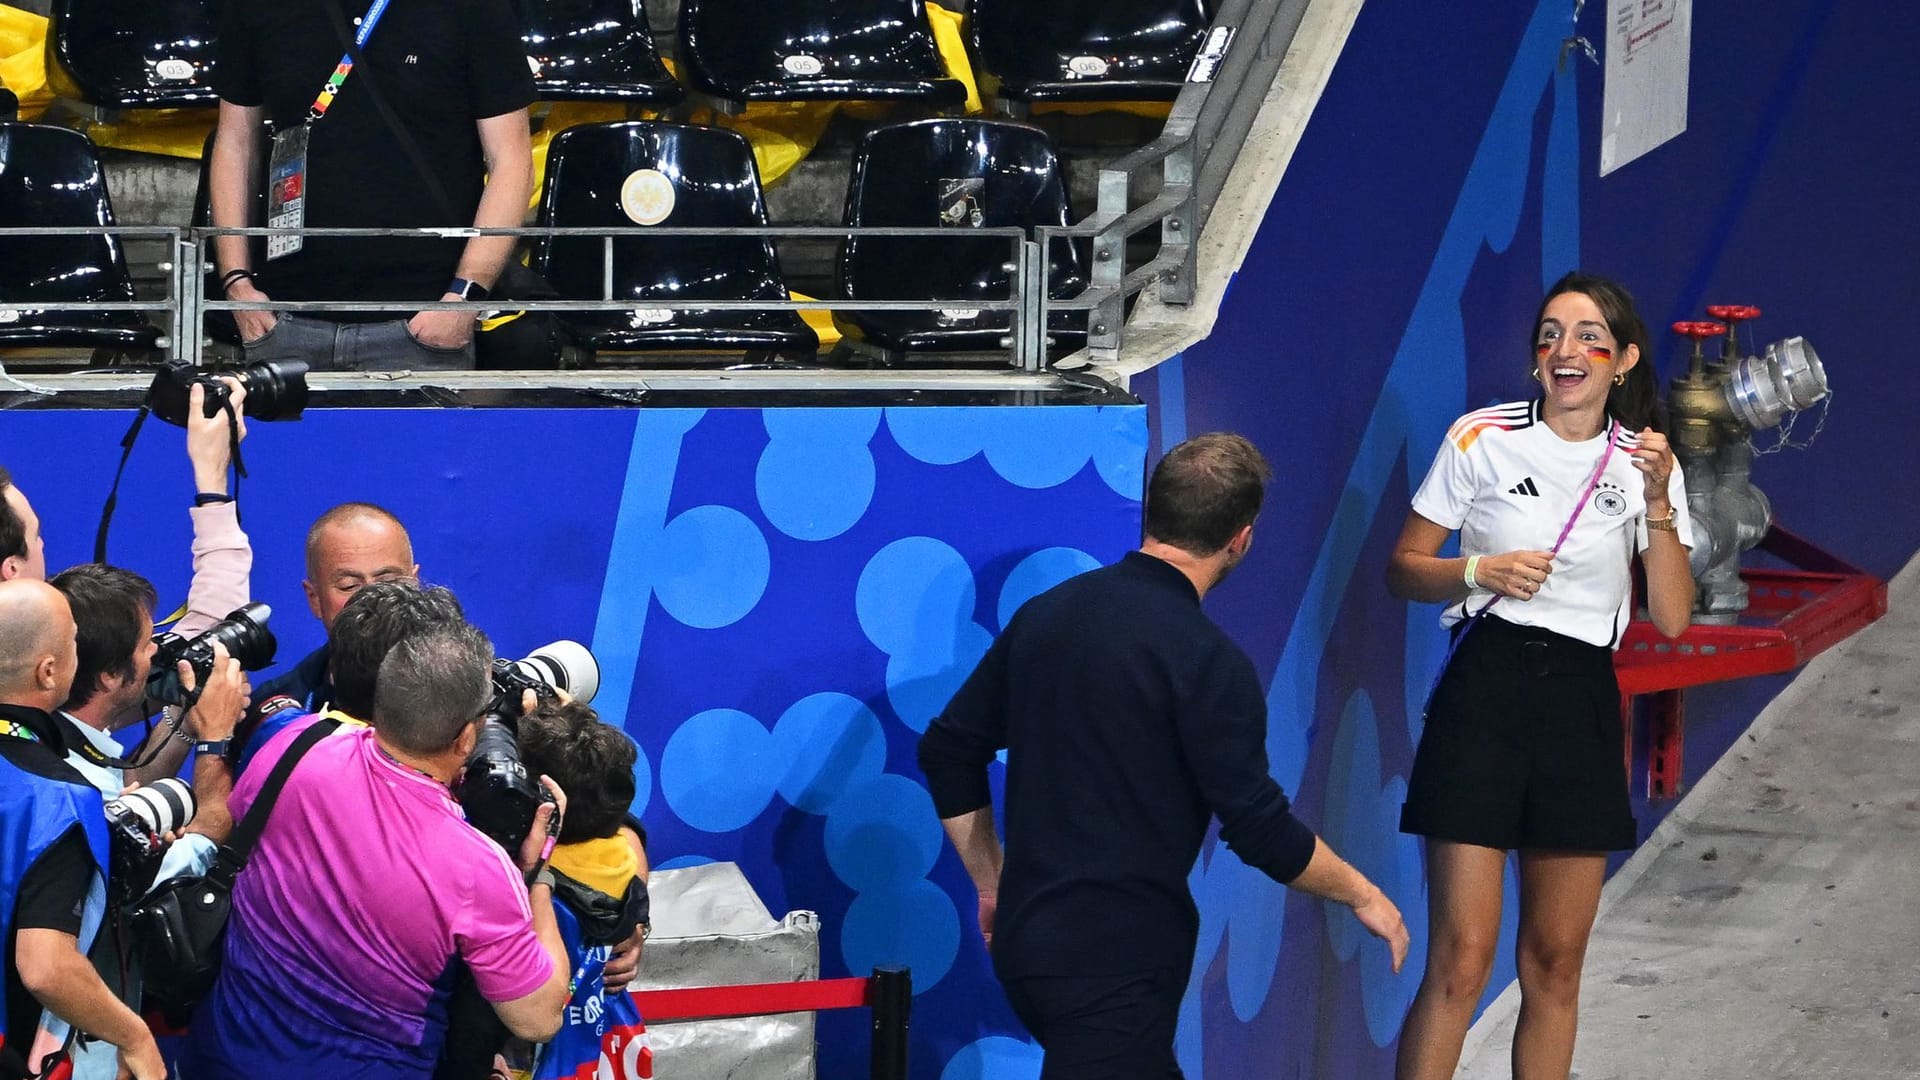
[1424,419,1621,705]
[0,719,40,743]
[307,0,395,123]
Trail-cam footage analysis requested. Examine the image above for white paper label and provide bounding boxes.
[1066,56,1110,78]
[1600,0,1691,175]
[155,58,195,81]
[619,169,675,226]
[1186,26,1235,83]
[527,55,543,77]
[782,54,823,77]
[0,310,19,323]
[628,308,675,326]
[938,309,981,322]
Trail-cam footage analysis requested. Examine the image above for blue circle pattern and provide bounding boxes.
[1320,691,1428,1046]
[856,538,993,733]
[840,880,960,994]
[996,547,1101,629]
[940,1037,1044,1080]
[822,775,942,891]
[647,410,1146,1011]
[660,709,780,833]
[652,505,771,629]
[885,405,1144,498]
[773,693,887,815]
[756,409,882,541]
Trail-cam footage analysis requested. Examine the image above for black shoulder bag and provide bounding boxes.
[132,717,342,1015]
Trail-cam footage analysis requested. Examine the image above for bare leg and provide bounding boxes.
[1395,839,1508,1080]
[1512,850,1606,1080]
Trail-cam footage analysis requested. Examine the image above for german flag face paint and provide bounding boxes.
[1586,346,1614,363]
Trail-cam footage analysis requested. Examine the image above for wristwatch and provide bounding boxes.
[447,277,491,303]
[192,738,233,760]
[1646,506,1679,532]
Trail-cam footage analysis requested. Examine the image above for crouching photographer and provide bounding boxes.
[0,581,162,1080]
[182,619,571,1079]
[497,697,652,1080]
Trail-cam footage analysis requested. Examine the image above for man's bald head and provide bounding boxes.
[302,503,419,631]
[0,579,78,707]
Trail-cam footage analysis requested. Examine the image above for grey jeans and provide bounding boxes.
[242,313,475,371]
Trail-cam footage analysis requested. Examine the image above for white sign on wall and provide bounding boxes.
[1600,0,1692,175]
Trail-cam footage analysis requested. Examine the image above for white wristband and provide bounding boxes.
[1464,554,1482,590]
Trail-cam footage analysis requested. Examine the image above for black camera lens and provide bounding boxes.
[146,360,309,428]
[147,602,278,707]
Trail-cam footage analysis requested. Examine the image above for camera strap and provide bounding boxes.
[93,405,150,564]
[209,717,342,886]
[95,394,247,566]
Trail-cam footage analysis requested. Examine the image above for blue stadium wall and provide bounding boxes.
[1134,0,1920,1075]
[4,1,1915,1077]
[2,403,1147,1080]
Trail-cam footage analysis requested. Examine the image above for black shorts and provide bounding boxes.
[1400,615,1636,852]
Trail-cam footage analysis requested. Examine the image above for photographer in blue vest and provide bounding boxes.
[0,581,160,1080]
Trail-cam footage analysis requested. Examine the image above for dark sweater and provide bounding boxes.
[918,552,1318,979]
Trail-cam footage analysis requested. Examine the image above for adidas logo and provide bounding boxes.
[1508,477,1541,496]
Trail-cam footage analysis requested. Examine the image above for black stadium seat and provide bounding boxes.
[45,0,220,109]
[517,0,683,104]
[677,0,967,106]
[0,123,160,351]
[532,121,817,361]
[970,0,1215,103]
[834,118,1086,360]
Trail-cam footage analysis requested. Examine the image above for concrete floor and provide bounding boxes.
[1459,550,1920,1080]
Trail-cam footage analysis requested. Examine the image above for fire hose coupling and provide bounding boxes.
[1666,310,1829,441]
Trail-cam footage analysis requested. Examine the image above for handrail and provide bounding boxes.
[1062,0,1312,361]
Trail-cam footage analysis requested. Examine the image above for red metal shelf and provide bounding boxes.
[1613,523,1888,798]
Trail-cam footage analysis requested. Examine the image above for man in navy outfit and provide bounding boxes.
[919,433,1410,1078]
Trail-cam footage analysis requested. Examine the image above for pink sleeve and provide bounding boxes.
[458,843,555,1003]
[175,503,254,638]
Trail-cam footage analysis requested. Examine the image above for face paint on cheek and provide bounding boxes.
[1586,346,1613,363]
[1536,343,1551,360]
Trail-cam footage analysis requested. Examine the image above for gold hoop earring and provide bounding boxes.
[1530,366,1540,379]
[1613,371,1627,386]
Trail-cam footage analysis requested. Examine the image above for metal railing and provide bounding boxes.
[1043,0,1311,362]
[3,1,1305,377]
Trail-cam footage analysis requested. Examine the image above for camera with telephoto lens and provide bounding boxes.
[461,641,601,851]
[104,778,196,905]
[146,359,309,428]
[147,603,278,708]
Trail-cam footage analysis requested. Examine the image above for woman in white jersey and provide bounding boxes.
[1388,273,1694,1080]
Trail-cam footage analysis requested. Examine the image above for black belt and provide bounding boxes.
[1462,615,1612,678]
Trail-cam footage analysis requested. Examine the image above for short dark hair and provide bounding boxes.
[329,581,466,718]
[1142,433,1273,556]
[518,699,637,842]
[373,621,493,755]
[0,464,25,562]
[50,563,158,711]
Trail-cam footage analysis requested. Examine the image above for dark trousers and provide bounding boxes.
[999,966,1187,1080]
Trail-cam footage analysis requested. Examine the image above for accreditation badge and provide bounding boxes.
[265,123,311,260]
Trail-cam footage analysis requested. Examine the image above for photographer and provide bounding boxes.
[0,581,162,1080]
[509,698,652,1080]
[185,620,570,1078]
[39,565,251,1080]
[235,577,454,770]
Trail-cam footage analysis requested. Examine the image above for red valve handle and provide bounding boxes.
[1672,321,1727,340]
[1705,304,1761,322]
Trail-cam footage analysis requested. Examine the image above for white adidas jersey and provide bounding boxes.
[1412,400,1694,648]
